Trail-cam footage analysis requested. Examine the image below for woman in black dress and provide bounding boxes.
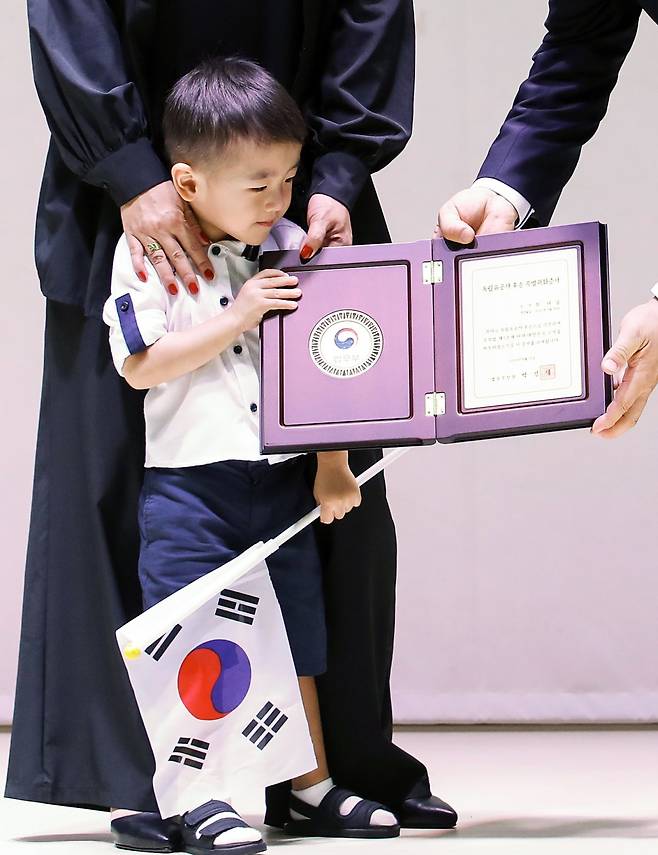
[7,1,457,847]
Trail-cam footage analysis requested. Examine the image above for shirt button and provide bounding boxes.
[211,245,221,256]
[220,296,229,307]
[233,345,243,355]
[250,403,258,413]
[119,300,129,312]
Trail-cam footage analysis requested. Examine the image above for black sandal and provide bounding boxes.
[283,787,400,839]
[181,800,266,855]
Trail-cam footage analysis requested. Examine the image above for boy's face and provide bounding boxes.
[173,138,301,245]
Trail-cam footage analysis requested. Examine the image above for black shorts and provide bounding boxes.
[138,456,326,676]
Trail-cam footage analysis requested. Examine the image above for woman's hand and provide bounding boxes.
[300,193,353,260]
[120,181,215,294]
[313,451,361,524]
[231,269,301,332]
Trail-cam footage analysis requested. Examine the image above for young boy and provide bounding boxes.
[103,58,399,854]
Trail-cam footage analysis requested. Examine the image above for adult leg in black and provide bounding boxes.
[5,301,158,812]
[315,449,423,796]
[265,450,457,829]
[266,181,457,829]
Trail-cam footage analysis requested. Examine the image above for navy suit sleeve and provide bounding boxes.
[477,0,642,226]
[308,0,415,211]
[27,0,169,207]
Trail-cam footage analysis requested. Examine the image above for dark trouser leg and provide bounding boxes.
[317,450,430,805]
[265,449,429,824]
[5,301,158,810]
[268,178,433,822]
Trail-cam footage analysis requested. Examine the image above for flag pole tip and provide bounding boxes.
[123,645,142,660]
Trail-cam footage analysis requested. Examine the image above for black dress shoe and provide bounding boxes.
[111,812,182,852]
[396,795,458,829]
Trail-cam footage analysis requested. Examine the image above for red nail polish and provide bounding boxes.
[137,271,147,283]
[300,245,313,260]
[168,283,178,295]
[204,269,214,281]
[189,281,199,295]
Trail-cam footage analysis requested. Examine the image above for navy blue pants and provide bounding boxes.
[138,456,326,676]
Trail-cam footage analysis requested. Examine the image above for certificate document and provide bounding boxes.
[459,247,584,411]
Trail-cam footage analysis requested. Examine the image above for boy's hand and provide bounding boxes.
[231,269,301,332]
[314,451,361,524]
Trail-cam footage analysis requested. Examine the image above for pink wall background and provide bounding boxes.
[2,3,657,723]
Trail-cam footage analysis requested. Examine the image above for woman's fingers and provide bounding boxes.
[126,233,148,283]
[158,235,201,295]
[181,201,211,247]
[175,204,215,285]
[142,236,179,295]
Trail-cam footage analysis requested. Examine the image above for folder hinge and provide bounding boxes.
[422,260,443,285]
[425,392,446,417]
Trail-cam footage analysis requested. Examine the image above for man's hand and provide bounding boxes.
[231,269,301,332]
[300,193,353,260]
[592,298,658,438]
[314,451,361,524]
[435,187,517,243]
[121,180,215,295]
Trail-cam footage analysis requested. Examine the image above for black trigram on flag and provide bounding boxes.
[144,624,182,661]
[242,701,288,750]
[215,588,259,626]
[168,737,210,770]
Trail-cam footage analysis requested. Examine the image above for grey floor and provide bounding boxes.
[2,726,658,854]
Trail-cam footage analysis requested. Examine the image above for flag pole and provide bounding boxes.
[118,447,412,655]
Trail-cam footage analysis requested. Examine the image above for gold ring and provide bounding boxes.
[146,241,162,254]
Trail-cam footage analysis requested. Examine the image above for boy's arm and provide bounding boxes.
[103,246,301,389]
[314,451,361,524]
[122,312,244,390]
[103,237,169,379]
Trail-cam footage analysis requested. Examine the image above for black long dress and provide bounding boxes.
[6,0,431,816]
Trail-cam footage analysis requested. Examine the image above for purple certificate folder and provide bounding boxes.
[260,222,612,453]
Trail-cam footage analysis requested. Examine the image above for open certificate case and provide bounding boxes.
[259,222,612,453]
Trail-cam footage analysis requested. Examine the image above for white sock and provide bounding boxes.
[192,799,261,847]
[110,809,141,822]
[292,777,397,827]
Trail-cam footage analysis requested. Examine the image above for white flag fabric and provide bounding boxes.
[116,557,316,819]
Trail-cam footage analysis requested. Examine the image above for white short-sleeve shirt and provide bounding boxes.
[103,218,304,468]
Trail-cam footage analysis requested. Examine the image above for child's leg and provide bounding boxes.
[254,460,398,838]
[290,677,397,830]
[131,463,267,853]
[293,677,330,787]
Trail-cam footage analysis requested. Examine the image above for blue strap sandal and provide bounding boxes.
[181,801,266,855]
[284,787,400,839]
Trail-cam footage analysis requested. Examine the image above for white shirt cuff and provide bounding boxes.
[473,178,534,229]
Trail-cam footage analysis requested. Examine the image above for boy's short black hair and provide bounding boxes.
[163,56,307,166]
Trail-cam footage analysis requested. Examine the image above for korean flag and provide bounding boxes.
[116,545,317,819]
